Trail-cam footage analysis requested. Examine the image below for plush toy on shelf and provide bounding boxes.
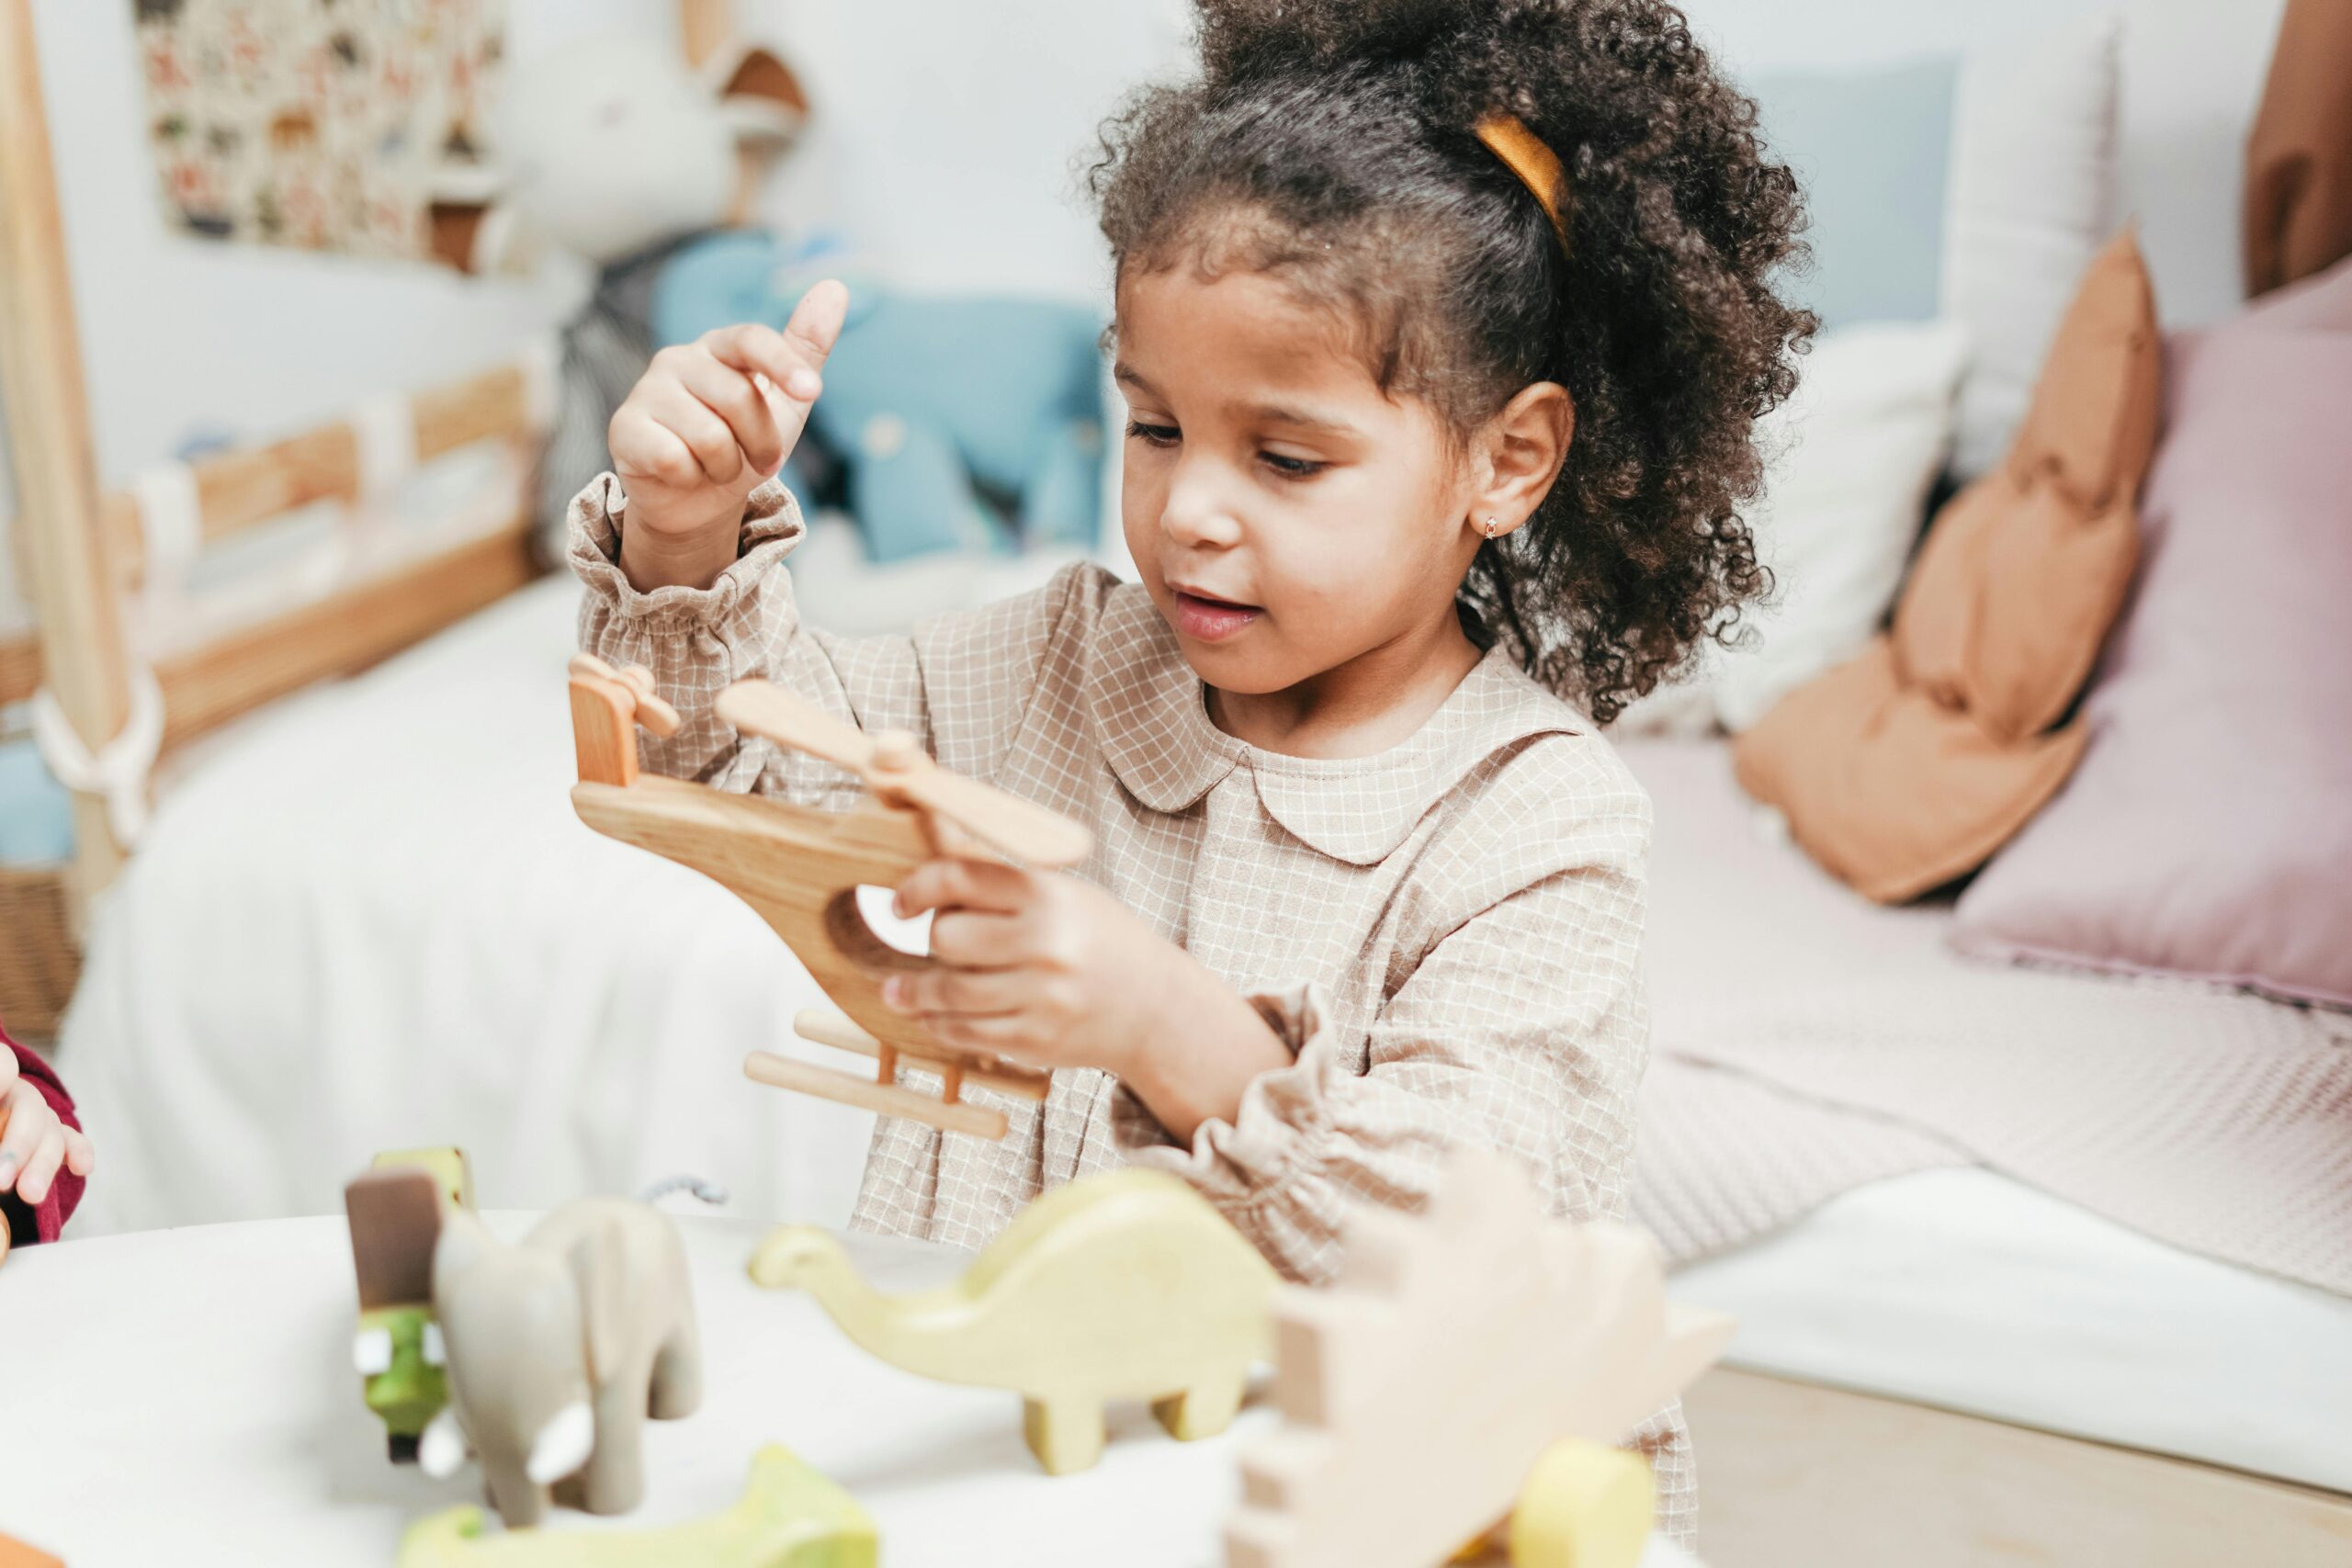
[427,33,811,561]
[750,1168,1276,1476]
[654,241,1109,563]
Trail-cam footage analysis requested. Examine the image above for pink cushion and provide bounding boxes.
[2239,250,2352,332]
[1951,322,2352,1006]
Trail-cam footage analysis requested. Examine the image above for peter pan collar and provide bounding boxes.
[1086,585,1592,866]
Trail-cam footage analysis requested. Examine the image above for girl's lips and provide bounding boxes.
[1171,590,1261,642]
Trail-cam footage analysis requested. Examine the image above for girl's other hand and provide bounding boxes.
[880,858,1293,1143]
[879,860,1175,1080]
[608,279,849,591]
[0,1050,94,1210]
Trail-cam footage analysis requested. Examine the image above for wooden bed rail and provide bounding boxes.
[0,355,545,719]
[100,360,541,591]
[0,359,543,714]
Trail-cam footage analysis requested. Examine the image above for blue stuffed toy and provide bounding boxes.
[653,231,1106,563]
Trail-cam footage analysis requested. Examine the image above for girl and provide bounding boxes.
[575,0,1807,1536]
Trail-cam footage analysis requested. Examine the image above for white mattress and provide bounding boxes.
[1669,1167,2352,1494]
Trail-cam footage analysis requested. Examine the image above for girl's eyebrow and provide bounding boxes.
[1116,363,1356,436]
[1238,400,1355,435]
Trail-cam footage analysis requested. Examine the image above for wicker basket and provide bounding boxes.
[0,865,79,1041]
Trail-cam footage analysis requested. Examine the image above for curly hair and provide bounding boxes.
[1088,0,1814,724]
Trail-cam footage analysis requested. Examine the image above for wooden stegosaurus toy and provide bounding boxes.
[1225,1148,1736,1568]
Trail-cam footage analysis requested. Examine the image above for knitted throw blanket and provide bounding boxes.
[1620,739,2352,1297]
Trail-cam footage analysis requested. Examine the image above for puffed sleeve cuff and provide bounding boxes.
[567,471,808,633]
[1114,979,1347,1212]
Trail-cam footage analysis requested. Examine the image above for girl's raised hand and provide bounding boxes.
[607,278,849,590]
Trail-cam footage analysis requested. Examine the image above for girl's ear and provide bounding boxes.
[1468,382,1574,540]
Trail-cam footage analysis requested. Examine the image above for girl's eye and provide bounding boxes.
[1261,451,1326,479]
[1125,420,1180,447]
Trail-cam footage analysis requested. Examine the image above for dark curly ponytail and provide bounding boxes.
[1088,0,1814,724]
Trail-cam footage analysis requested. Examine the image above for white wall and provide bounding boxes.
[0,0,682,633]
[0,0,2293,634]
[1685,0,2290,351]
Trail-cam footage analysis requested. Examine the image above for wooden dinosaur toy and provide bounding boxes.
[567,655,1086,1138]
[1224,1147,1736,1568]
[396,1443,876,1568]
[748,1168,1276,1474]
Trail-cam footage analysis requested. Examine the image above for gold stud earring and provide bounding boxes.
[1481,516,1502,539]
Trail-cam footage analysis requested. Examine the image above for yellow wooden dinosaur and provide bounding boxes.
[748,1168,1276,1475]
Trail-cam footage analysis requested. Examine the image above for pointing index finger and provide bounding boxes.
[706,281,849,399]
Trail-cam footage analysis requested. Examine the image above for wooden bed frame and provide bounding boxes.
[0,0,740,1029]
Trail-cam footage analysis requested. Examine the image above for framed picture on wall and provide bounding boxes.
[132,0,505,258]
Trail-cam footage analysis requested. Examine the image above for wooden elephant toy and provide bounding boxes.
[419,1199,702,1528]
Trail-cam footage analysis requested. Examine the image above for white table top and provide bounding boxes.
[0,1211,1702,1567]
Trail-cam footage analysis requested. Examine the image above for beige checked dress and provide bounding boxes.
[571,475,1693,1536]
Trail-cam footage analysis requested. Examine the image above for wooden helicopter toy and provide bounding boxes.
[566,653,1090,1138]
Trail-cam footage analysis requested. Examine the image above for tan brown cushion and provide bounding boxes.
[2245,0,2352,298]
[1733,230,2160,903]
[1894,229,2159,742]
[1735,639,2088,904]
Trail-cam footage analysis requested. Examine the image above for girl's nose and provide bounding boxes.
[1159,462,1245,549]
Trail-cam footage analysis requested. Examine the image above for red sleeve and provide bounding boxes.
[4,1026,83,1246]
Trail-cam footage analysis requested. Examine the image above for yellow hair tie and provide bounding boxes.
[1475,110,1570,255]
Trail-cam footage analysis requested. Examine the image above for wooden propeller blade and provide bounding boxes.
[718,678,1092,868]
[716,680,875,773]
[886,764,1093,869]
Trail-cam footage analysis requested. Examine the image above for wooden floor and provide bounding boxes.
[1684,1368,2352,1567]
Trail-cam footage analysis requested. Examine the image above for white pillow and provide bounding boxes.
[1612,320,1969,737]
[1941,16,2121,478]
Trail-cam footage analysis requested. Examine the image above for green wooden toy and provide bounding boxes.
[346,1147,475,1461]
[395,1444,876,1568]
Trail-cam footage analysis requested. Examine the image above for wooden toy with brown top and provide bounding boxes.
[567,656,1088,1139]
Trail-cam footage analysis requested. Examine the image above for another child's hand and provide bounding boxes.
[0,1050,93,1210]
[881,859,1293,1141]
[606,279,849,590]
